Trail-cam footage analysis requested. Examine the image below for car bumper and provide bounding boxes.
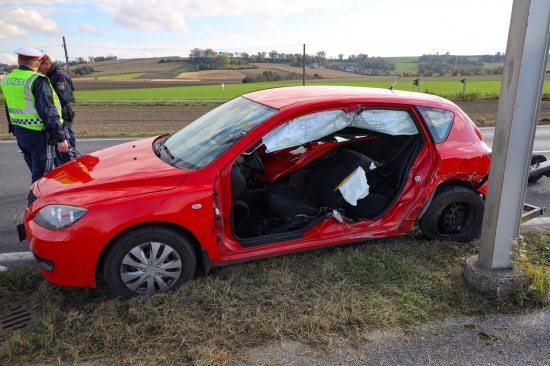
[24,210,112,288]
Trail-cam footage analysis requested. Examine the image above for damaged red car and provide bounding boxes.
[19,86,491,298]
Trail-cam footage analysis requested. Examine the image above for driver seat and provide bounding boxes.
[265,150,373,220]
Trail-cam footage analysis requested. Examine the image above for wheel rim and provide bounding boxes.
[119,241,183,295]
[439,202,469,233]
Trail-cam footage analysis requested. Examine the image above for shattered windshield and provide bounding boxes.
[164,97,277,169]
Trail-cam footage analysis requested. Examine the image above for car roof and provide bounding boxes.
[243,85,456,110]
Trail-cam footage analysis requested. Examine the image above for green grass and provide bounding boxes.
[1,232,548,365]
[514,231,550,305]
[73,76,550,102]
[390,56,420,73]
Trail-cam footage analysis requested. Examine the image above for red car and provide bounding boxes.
[19,86,491,298]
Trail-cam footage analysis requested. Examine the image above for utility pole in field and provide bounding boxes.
[303,44,306,86]
[62,37,70,73]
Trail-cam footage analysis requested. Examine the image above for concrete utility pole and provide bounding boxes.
[62,37,70,73]
[465,0,550,301]
[303,44,306,86]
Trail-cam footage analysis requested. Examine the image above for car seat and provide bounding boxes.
[265,149,373,221]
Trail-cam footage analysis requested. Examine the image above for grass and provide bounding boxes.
[70,76,550,102]
[1,73,548,103]
[390,56,420,73]
[514,231,550,305]
[1,232,548,365]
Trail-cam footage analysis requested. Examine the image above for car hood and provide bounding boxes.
[33,137,188,208]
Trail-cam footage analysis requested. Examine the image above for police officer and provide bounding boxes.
[1,48,69,184]
[38,53,77,164]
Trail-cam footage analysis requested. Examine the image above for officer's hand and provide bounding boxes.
[57,140,69,153]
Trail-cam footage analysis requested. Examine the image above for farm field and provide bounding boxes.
[2,99,549,140]
[77,100,550,135]
[71,75,550,101]
[72,58,547,101]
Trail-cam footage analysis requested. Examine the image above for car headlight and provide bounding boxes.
[34,205,87,230]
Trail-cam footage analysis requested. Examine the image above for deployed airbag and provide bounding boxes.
[338,166,370,206]
[263,109,418,153]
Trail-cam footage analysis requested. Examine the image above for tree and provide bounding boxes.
[189,48,202,63]
[269,50,278,62]
[338,54,344,61]
[213,54,230,69]
[316,51,326,64]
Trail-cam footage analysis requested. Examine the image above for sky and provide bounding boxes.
[0,0,514,65]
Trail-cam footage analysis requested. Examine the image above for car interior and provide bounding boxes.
[229,108,425,247]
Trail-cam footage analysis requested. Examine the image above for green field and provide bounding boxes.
[74,76,550,102]
[390,56,420,73]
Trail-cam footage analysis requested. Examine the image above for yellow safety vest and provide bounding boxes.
[1,68,63,131]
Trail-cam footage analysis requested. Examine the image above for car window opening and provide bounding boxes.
[230,108,425,247]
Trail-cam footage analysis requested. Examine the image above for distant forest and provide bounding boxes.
[184,49,507,77]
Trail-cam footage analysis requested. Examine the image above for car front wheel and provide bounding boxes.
[104,227,196,299]
[419,186,484,242]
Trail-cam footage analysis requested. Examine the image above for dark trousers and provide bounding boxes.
[56,122,77,165]
[14,126,56,184]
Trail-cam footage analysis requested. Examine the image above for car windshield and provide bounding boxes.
[163,96,277,170]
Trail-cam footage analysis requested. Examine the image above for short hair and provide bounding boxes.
[42,55,53,64]
[19,59,39,67]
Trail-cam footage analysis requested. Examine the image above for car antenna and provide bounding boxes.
[389,76,402,91]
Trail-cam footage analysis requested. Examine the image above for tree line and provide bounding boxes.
[0,50,508,78]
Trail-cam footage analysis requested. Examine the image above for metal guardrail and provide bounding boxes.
[521,203,546,223]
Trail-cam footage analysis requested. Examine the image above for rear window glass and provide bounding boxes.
[417,106,454,143]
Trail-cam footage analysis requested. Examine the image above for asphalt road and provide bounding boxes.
[1,127,550,270]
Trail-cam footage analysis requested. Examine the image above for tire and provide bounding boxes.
[104,227,197,299]
[528,154,547,182]
[419,186,484,242]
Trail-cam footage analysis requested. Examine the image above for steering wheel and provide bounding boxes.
[248,149,265,177]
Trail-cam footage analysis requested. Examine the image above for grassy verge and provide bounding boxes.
[1,232,548,365]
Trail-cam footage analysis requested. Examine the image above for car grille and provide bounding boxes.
[27,190,37,206]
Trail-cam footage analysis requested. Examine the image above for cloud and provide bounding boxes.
[9,7,62,36]
[0,19,27,39]
[94,0,349,32]
[202,26,214,34]
[79,23,104,37]
[0,52,18,65]
[95,0,188,32]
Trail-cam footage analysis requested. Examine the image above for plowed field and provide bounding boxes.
[66,100,550,138]
[2,101,549,139]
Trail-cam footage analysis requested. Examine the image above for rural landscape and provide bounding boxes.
[1,51,550,366]
[2,53,550,140]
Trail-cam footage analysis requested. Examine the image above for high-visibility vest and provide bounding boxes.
[1,68,63,131]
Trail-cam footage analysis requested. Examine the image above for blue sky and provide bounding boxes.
[0,0,514,65]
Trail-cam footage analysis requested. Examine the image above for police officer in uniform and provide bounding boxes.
[38,53,77,164]
[1,48,69,184]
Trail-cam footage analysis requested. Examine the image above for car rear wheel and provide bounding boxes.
[419,186,484,242]
[528,154,547,182]
[104,227,196,299]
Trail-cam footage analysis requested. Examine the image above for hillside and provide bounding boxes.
[86,57,189,77]
[82,58,366,81]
